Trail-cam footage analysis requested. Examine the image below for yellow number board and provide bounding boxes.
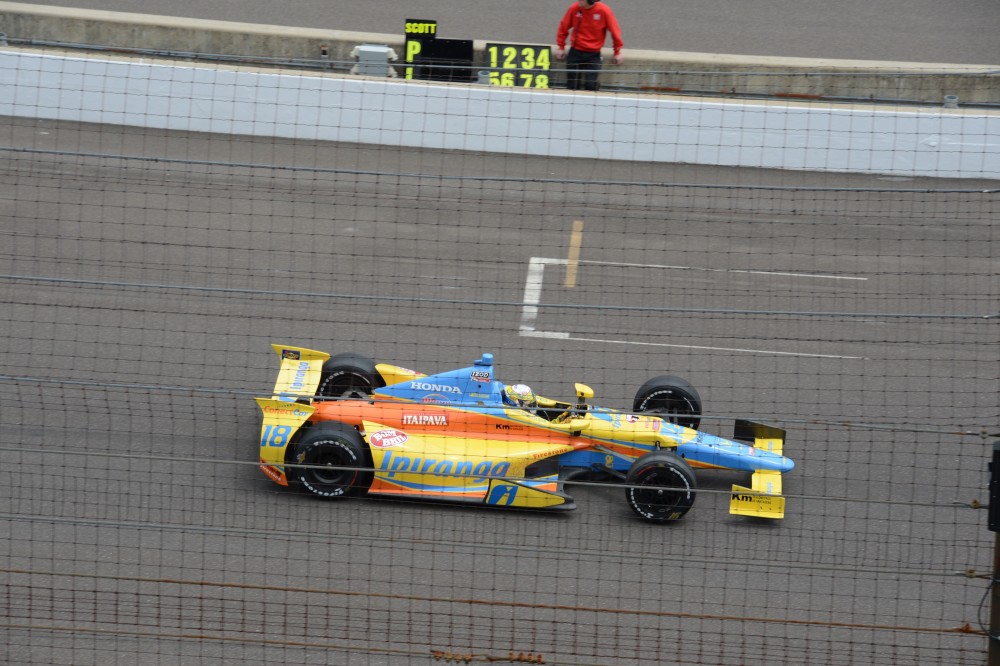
[484,44,551,89]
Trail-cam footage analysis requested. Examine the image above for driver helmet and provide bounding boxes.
[504,383,537,408]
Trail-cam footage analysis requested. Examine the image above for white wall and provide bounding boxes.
[2,50,997,179]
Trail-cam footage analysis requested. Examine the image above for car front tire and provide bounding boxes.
[632,375,702,430]
[625,450,697,523]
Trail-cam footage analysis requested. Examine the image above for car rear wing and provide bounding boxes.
[730,420,787,519]
[270,344,330,400]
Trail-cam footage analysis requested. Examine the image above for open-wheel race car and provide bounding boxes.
[256,345,794,522]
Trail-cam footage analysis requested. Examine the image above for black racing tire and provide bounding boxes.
[317,352,384,399]
[632,375,702,430]
[624,450,697,523]
[293,422,372,498]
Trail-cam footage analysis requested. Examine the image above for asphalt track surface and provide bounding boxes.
[1,107,996,665]
[24,0,1000,65]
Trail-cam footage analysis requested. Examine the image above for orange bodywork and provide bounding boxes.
[310,399,593,449]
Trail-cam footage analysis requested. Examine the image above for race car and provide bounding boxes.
[256,345,794,522]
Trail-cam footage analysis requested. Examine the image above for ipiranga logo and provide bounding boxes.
[381,450,511,480]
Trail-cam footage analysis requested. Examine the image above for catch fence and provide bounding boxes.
[0,51,998,665]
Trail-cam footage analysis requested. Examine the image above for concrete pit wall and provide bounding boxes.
[1,1,998,105]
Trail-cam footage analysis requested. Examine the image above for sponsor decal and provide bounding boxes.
[732,492,780,508]
[487,483,519,505]
[370,429,409,448]
[262,406,311,417]
[626,415,639,423]
[259,464,285,483]
[402,413,449,426]
[381,450,511,480]
[421,393,451,404]
[470,370,491,382]
[286,361,311,393]
[281,349,301,360]
[495,423,527,431]
[531,450,560,459]
[410,382,462,394]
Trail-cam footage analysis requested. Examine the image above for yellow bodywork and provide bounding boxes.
[256,397,316,485]
[730,428,786,519]
[375,363,425,386]
[270,344,329,399]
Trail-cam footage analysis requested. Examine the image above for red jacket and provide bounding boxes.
[556,1,623,56]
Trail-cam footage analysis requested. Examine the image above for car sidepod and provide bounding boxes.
[362,420,575,509]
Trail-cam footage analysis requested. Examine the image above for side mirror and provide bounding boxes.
[567,384,594,436]
[569,384,594,430]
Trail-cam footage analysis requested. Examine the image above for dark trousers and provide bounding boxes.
[566,48,603,91]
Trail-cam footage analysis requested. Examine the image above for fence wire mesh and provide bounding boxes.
[0,50,998,665]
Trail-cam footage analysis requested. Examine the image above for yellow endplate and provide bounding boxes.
[730,469,785,519]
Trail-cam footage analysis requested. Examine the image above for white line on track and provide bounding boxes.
[563,335,862,358]
[579,259,867,281]
[519,256,864,359]
[519,257,564,333]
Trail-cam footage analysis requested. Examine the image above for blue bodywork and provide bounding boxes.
[374,352,794,476]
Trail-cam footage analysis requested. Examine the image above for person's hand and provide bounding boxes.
[613,54,624,65]
[555,48,567,60]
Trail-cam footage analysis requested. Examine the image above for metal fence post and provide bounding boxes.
[988,442,1000,665]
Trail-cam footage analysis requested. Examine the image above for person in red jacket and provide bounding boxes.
[555,0,624,91]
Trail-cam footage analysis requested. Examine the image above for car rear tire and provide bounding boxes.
[293,422,372,498]
[632,375,702,429]
[625,451,697,523]
[317,352,384,399]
